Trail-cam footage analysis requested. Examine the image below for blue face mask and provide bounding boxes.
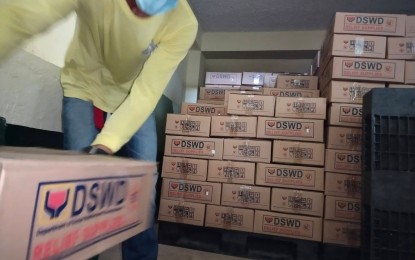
[135,0,178,16]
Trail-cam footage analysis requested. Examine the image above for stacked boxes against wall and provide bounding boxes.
[255,75,325,242]
[319,12,411,248]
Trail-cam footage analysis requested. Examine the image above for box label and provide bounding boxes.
[264,120,315,139]
[339,105,362,124]
[343,15,398,33]
[334,152,362,172]
[261,215,314,239]
[341,60,397,79]
[171,139,215,157]
[167,181,213,202]
[28,176,145,260]
[265,167,317,188]
[335,199,361,220]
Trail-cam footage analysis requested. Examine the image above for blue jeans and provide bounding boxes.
[62,97,158,260]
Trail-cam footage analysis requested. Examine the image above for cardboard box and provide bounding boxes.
[161,156,208,181]
[164,135,223,160]
[253,210,323,242]
[325,149,362,175]
[199,86,240,100]
[197,99,225,105]
[263,74,278,88]
[210,116,257,138]
[327,126,362,151]
[323,220,360,247]
[330,12,406,36]
[160,178,222,205]
[256,163,324,191]
[276,75,319,90]
[242,72,274,86]
[272,140,325,166]
[221,184,271,210]
[205,205,254,232]
[328,103,362,127]
[325,172,361,198]
[262,88,320,98]
[223,138,272,163]
[323,81,385,104]
[388,84,415,88]
[320,57,405,87]
[271,188,324,217]
[275,97,327,120]
[165,114,211,137]
[320,35,387,71]
[0,147,155,260]
[158,199,206,226]
[387,37,415,60]
[407,16,415,37]
[181,103,226,116]
[227,94,276,116]
[325,196,361,222]
[405,61,415,84]
[205,72,242,85]
[257,117,324,142]
[207,160,256,185]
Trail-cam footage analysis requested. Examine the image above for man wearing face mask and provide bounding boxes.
[0,0,198,259]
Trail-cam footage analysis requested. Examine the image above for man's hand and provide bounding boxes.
[82,145,113,155]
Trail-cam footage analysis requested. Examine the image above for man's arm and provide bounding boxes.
[0,0,78,60]
[91,22,198,153]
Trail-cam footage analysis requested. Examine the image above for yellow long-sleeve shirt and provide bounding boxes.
[0,0,198,152]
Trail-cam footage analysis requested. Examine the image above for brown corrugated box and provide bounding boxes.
[257,117,324,142]
[205,72,242,85]
[323,220,360,247]
[328,103,362,127]
[320,34,387,70]
[164,135,223,160]
[160,178,222,205]
[325,149,362,175]
[275,97,327,120]
[165,114,211,137]
[325,172,361,198]
[405,61,415,84]
[407,16,415,37]
[276,75,319,90]
[253,210,322,242]
[272,140,325,166]
[256,163,325,191]
[158,199,206,226]
[325,196,361,222]
[207,160,256,185]
[330,12,406,36]
[387,37,415,60]
[197,99,225,105]
[227,94,276,116]
[327,126,362,151]
[320,57,405,88]
[323,81,385,104]
[210,115,257,138]
[242,72,274,86]
[205,205,254,232]
[199,86,240,100]
[0,147,155,260]
[262,88,320,98]
[221,184,271,210]
[181,103,226,116]
[223,138,272,163]
[271,188,324,217]
[161,156,208,181]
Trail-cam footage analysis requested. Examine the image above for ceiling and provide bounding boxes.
[188,0,415,32]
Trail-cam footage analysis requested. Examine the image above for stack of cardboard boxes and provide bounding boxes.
[319,12,415,248]
[160,71,329,243]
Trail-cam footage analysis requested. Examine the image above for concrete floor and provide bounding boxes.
[99,244,246,260]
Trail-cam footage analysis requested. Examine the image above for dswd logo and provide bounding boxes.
[37,184,75,225]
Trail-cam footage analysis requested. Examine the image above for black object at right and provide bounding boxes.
[0,117,6,145]
[362,88,415,260]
